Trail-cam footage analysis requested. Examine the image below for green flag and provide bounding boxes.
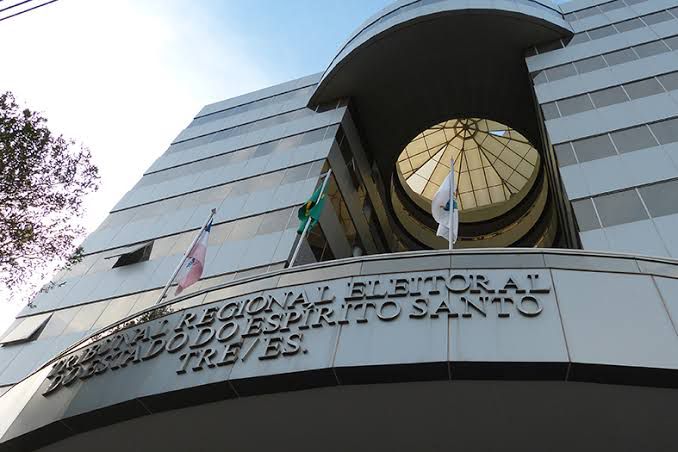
[297,183,328,233]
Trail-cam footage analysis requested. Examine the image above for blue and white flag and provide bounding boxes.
[431,162,459,247]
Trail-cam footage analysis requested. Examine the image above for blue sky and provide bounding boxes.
[0,0,393,331]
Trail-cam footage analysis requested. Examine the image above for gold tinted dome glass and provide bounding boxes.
[397,118,539,212]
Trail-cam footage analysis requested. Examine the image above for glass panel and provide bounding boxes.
[664,35,678,51]
[594,189,648,227]
[572,198,601,231]
[624,78,665,99]
[545,63,577,81]
[610,125,658,153]
[557,94,595,116]
[532,71,548,84]
[634,40,670,58]
[576,6,600,19]
[572,134,617,162]
[588,25,617,40]
[614,18,645,33]
[599,0,625,12]
[657,72,678,91]
[228,215,264,241]
[650,118,678,144]
[568,33,591,45]
[554,143,577,167]
[603,48,638,65]
[642,11,674,25]
[536,40,563,53]
[589,86,629,108]
[541,102,560,120]
[257,209,293,235]
[574,55,607,73]
[639,179,678,217]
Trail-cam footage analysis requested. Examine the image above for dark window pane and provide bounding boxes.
[282,163,313,184]
[575,55,608,73]
[614,18,645,33]
[657,72,678,91]
[572,198,601,231]
[532,71,548,84]
[670,6,678,18]
[634,40,670,58]
[554,143,577,166]
[542,102,560,120]
[564,12,577,21]
[557,94,595,116]
[599,0,625,12]
[572,134,617,162]
[625,0,646,4]
[257,209,293,234]
[588,25,617,40]
[624,77,665,99]
[642,11,673,25]
[663,35,678,51]
[594,190,648,227]
[229,215,263,241]
[650,118,678,144]
[536,40,563,53]
[568,33,591,45]
[576,6,600,19]
[603,48,638,66]
[253,141,277,158]
[545,63,577,81]
[300,127,328,146]
[590,86,629,108]
[639,179,678,217]
[610,125,658,153]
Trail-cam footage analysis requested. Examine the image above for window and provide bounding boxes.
[532,71,548,84]
[572,198,601,231]
[658,72,678,91]
[642,11,674,25]
[110,242,153,268]
[545,63,577,82]
[536,40,563,54]
[624,78,664,99]
[650,118,678,144]
[568,33,591,45]
[572,134,617,162]
[590,86,628,108]
[594,190,648,227]
[610,125,658,153]
[603,48,638,65]
[639,179,678,217]
[542,102,560,120]
[614,18,645,32]
[588,25,616,40]
[638,179,678,217]
[257,209,294,235]
[0,313,52,345]
[663,35,678,51]
[576,6,600,19]
[599,0,625,12]
[557,94,594,116]
[634,40,670,58]
[554,143,577,167]
[574,55,607,74]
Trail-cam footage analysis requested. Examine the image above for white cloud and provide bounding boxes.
[0,0,274,334]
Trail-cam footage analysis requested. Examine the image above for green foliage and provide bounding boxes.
[0,91,99,302]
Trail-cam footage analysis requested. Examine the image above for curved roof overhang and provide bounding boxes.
[309,0,572,183]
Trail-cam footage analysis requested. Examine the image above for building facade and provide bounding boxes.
[1,0,678,450]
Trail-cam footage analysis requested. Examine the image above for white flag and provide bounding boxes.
[431,164,459,246]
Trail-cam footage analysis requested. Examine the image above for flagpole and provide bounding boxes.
[155,208,216,305]
[289,169,332,268]
[448,153,454,251]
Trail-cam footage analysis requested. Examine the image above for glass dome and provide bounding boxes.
[397,118,540,213]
